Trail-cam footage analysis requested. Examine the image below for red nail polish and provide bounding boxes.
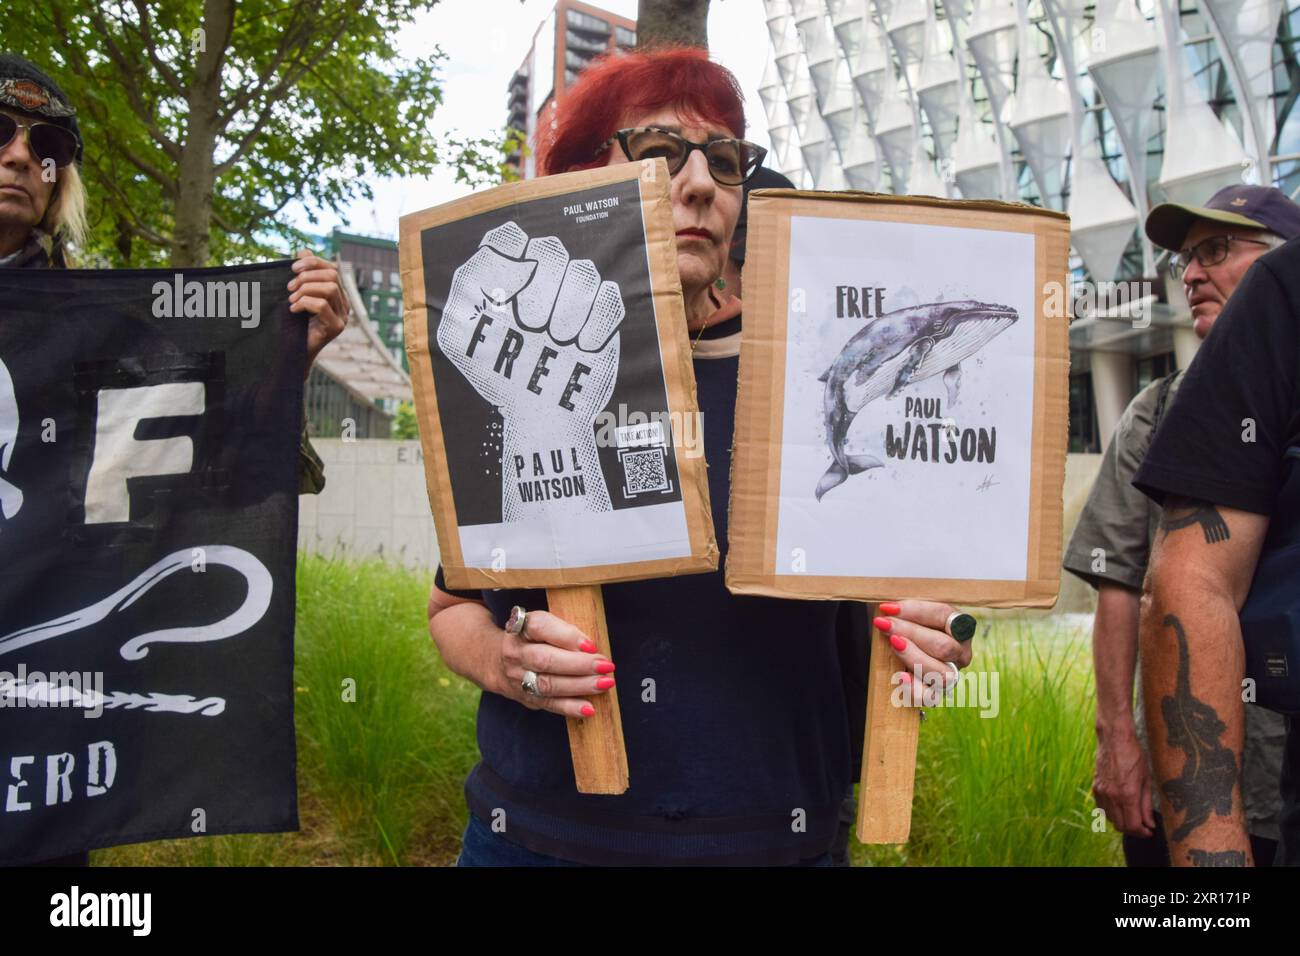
[596,677,616,690]
[874,616,892,632]
[580,704,595,717]
[879,602,900,615]
[578,639,597,653]
[595,661,616,675]
[890,634,907,652]
[898,672,913,684]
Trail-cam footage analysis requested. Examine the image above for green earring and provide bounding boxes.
[714,276,727,291]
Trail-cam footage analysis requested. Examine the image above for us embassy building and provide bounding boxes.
[759,0,1300,455]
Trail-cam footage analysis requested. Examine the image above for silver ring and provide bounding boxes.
[505,605,527,637]
[521,669,540,696]
[945,660,960,693]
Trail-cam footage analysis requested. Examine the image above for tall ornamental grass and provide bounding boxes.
[97,560,1121,866]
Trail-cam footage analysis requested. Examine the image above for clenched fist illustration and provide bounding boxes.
[438,222,625,521]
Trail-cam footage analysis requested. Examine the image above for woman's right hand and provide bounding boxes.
[494,608,615,719]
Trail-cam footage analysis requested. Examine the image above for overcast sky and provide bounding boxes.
[305,0,771,241]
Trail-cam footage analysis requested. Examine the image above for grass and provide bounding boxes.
[854,617,1124,867]
[95,553,480,867]
[95,556,1121,866]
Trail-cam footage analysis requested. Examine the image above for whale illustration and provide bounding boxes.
[815,299,1018,500]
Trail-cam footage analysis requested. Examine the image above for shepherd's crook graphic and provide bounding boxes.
[0,676,226,716]
[0,355,23,525]
[0,545,273,660]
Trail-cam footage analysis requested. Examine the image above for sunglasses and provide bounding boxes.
[0,114,80,168]
[599,127,767,186]
[1170,234,1272,278]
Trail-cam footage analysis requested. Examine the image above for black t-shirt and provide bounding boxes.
[432,314,858,865]
[1134,240,1300,514]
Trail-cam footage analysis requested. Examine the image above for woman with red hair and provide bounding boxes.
[428,46,972,866]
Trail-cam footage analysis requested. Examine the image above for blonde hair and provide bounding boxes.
[40,161,88,263]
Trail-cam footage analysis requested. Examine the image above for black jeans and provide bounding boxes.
[455,813,836,867]
[10,851,89,867]
[1279,715,1300,866]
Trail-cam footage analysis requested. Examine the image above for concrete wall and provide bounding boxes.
[297,439,1106,613]
[298,439,441,572]
[1056,452,1103,614]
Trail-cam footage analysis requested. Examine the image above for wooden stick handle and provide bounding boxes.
[545,584,629,794]
[856,601,921,844]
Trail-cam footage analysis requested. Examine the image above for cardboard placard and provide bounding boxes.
[400,161,718,590]
[726,190,1071,607]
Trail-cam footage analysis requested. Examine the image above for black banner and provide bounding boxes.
[0,262,302,864]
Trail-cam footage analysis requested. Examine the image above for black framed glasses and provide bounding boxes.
[0,114,79,168]
[1170,234,1272,278]
[599,127,767,186]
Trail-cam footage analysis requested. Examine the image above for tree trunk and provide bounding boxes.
[171,123,219,267]
[636,0,710,50]
[170,0,235,267]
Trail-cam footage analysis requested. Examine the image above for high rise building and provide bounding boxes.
[328,229,405,367]
[762,0,1300,454]
[507,1,638,178]
[300,229,413,440]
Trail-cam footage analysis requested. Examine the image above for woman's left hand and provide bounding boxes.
[874,600,974,702]
[288,248,349,374]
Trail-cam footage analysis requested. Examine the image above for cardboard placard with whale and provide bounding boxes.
[727,191,1070,607]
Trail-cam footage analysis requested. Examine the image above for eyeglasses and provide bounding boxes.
[1170,234,1272,278]
[599,127,767,186]
[0,114,80,168]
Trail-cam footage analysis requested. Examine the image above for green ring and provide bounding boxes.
[948,613,977,643]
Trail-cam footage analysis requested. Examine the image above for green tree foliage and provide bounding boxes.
[391,400,419,440]
[6,0,517,267]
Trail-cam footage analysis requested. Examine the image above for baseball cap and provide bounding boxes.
[730,166,796,265]
[1145,184,1300,252]
[0,53,83,167]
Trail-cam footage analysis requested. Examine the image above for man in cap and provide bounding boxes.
[718,165,795,303]
[1133,184,1300,864]
[1063,184,1300,865]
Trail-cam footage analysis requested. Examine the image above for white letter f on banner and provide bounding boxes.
[84,382,205,524]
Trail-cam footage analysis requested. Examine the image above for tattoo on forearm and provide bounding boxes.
[1159,501,1230,544]
[1159,615,1239,841]
[1187,848,1246,866]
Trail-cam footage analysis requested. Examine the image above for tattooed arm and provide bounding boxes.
[1139,496,1269,865]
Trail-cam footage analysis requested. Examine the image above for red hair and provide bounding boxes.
[536,46,746,176]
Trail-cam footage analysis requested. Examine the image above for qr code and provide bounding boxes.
[619,445,672,497]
